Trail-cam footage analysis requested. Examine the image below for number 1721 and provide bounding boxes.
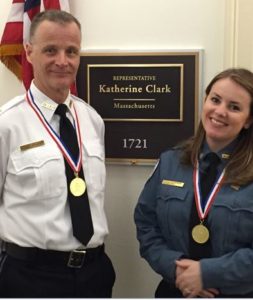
[123,138,147,149]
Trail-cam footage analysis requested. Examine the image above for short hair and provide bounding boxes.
[29,10,81,41]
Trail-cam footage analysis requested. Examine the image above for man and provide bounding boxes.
[0,10,115,298]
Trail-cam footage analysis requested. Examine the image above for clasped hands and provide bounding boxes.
[175,259,219,298]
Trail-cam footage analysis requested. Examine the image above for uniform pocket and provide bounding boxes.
[157,184,190,239]
[8,144,65,200]
[159,184,188,201]
[211,195,253,254]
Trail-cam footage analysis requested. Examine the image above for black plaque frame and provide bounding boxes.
[76,51,201,164]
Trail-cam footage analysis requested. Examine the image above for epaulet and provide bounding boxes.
[160,145,180,155]
[172,144,183,150]
[0,95,25,115]
[71,94,98,114]
[71,94,83,103]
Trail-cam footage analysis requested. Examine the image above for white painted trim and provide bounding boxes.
[223,0,237,68]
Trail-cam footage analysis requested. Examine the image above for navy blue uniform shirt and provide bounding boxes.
[134,140,253,296]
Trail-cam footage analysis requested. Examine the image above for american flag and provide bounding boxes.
[0,0,70,90]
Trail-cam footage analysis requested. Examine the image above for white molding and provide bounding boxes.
[223,0,237,68]
[234,0,253,69]
[224,0,253,70]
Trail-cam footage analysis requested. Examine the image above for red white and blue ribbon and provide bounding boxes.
[193,161,225,220]
[26,89,82,174]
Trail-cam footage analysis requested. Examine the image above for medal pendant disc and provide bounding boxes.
[192,224,209,244]
[70,177,86,197]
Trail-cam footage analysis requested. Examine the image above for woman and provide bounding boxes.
[134,68,253,298]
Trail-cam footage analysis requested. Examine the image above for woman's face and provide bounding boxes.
[202,77,252,151]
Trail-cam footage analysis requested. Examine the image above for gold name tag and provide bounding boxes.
[222,153,230,159]
[20,140,45,151]
[162,179,184,187]
[41,102,57,110]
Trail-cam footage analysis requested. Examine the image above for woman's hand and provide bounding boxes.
[175,259,219,298]
[198,288,219,298]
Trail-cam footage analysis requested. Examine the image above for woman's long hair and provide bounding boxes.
[180,68,253,186]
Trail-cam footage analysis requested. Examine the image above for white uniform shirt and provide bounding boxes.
[0,82,108,251]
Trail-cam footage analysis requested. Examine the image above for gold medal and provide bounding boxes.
[70,176,86,197]
[192,223,209,244]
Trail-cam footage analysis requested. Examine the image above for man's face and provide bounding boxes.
[26,20,81,103]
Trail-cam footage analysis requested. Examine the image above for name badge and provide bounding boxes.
[20,140,45,151]
[162,179,184,187]
[41,101,57,110]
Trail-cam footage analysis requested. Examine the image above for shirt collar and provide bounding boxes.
[200,138,239,165]
[30,81,73,122]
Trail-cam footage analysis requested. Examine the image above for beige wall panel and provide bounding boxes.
[234,0,253,69]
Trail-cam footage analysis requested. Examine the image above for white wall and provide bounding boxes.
[234,0,253,69]
[0,0,252,297]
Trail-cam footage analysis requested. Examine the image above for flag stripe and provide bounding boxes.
[26,5,41,21]
[43,0,61,10]
[7,3,24,22]
[1,22,23,44]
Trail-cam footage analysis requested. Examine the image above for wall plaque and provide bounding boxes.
[76,51,200,164]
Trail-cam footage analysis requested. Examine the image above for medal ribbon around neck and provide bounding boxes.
[26,89,82,174]
[193,161,225,220]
